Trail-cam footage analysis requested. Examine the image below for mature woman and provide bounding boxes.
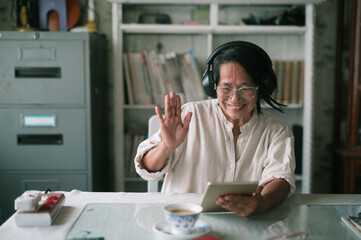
[134,41,295,217]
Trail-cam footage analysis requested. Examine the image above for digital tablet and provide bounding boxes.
[200,181,259,212]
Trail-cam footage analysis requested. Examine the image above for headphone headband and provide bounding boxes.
[206,40,273,68]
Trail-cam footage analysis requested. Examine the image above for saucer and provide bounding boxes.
[153,219,211,239]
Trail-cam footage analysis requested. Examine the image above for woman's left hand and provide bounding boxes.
[216,179,290,217]
[216,186,264,217]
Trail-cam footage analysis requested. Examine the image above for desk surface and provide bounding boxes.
[1,191,361,240]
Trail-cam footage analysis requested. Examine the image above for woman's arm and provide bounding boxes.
[142,92,192,171]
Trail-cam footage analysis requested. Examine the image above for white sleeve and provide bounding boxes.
[260,124,296,198]
[134,130,173,182]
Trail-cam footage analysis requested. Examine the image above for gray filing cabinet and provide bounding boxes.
[0,31,108,224]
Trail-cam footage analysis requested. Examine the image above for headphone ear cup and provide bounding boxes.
[202,70,217,98]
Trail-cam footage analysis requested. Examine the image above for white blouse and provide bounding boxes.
[135,99,296,197]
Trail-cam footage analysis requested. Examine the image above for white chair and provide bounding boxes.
[147,115,160,192]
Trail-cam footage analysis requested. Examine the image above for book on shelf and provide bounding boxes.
[291,61,300,104]
[123,53,135,104]
[272,60,304,105]
[283,61,293,104]
[177,51,206,102]
[123,133,133,178]
[147,50,168,104]
[140,50,156,104]
[160,51,186,102]
[177,52,196,102]
[184,50,206,101]
[275,60,285,102]
[271,61,277,100]
[299,61,304,104]
[124,52,153,105]
[123,49,205,105]
[272,61,280,101]
[124,133,148,178]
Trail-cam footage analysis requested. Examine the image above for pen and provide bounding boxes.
[341,216,361,238]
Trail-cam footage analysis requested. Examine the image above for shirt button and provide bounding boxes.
[230,165,234,169]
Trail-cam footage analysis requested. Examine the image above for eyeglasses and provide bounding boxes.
[214,86,259,99]
[267,231,309,240]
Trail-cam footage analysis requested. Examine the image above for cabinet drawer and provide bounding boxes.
[0,40,85,104]
[0,173,88,192]
[0,173,88,224]
[0,108,87,170]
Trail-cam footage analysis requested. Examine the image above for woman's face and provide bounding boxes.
[216,62,258,126]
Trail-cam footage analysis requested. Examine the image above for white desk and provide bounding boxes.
[0,191,360,240]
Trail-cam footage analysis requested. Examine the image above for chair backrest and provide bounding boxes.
[148,115,159,136]
[147,115,160,192]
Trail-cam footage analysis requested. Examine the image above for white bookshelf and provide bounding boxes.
[108,0,325,193]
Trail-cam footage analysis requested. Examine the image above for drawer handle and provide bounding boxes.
[17,134,63,145]
[15,67,61,78]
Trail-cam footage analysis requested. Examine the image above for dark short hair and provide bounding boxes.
[212,46,284,113]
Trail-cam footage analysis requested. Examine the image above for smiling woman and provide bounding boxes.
[134,41,295,218]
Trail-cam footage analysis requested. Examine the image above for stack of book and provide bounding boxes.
[123,50,206,105]
[15,192,65,227]
[272,60,304,105]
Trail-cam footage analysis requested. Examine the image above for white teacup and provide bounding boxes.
[163,203,203,234]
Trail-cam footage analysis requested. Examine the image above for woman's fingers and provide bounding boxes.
[164,94,170,119]
[176,94,181,117]
[170,92,176,116]
[164,92,178,119]
[183,112,192,130]
[155,106,164,124]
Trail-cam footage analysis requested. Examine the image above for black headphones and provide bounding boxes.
[202,41,277,98]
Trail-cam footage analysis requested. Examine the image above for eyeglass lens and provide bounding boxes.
[217,87,257,99]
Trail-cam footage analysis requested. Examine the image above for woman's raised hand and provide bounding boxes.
[155,92,192,150]
[142,92,192,172]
